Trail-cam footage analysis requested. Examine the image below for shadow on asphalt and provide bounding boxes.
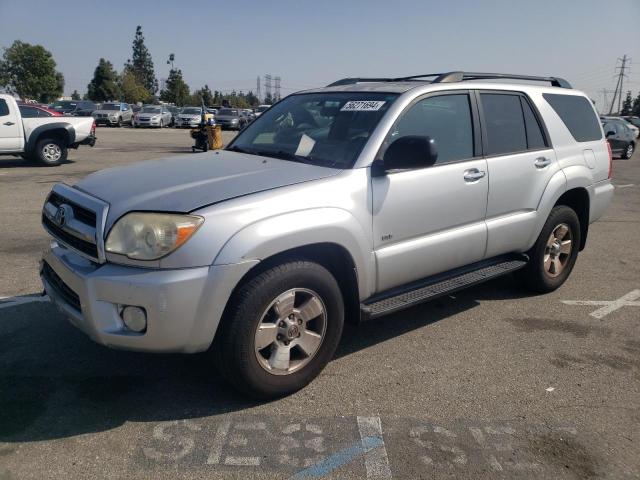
[0,158,77,169]
[0,275,530,443]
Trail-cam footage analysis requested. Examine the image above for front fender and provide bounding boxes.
[213,208,375,299]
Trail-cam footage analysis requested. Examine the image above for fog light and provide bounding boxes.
[122,306,147,332]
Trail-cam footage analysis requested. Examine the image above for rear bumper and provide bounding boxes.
[78,134,96,147]
[588,179,614,224]
[41,243,258,353]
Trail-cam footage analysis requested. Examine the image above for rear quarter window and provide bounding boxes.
[543,93,602,142]
[0,99,9,116]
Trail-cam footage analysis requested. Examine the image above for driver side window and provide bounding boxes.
[388,94,474,164]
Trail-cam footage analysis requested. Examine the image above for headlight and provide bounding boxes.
[105,213,204,260]
[231,118,238,123]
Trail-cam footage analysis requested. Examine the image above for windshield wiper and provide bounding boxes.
[226,145,253,154]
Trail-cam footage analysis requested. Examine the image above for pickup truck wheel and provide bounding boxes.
[518,206,580,293]
[215,261,344,399]
[35,137,67,166]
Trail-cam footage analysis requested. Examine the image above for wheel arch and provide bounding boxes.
[553,187,590,250]
[25,123,75,153]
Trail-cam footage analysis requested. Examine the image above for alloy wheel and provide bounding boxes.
[543,223,572,277]
[42,143,62,162]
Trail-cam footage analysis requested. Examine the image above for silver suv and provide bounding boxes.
[40,71,613,398]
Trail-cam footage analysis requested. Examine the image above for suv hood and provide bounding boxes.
[74,151,341,228]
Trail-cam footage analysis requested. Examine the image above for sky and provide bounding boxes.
[1,0,639,111]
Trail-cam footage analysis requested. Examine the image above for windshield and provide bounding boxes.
[102,104,120,110]
[141,106,162,113]
[50,101,76,109]
[182,108,201,114]
[257,106,270,113]
[228,92,398,168]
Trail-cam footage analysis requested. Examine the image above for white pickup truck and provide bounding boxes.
[0,94,96,166]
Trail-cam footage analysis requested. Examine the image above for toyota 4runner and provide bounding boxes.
[40,72,614,398]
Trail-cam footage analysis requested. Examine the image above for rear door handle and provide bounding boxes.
[463,168,486,182]
[3,121,15,126]
[534,156,551,168]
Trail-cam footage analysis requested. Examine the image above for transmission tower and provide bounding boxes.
[274,76,281,101]
[256,76,262,103]
[264,74,272,101]
[609,55,630,115]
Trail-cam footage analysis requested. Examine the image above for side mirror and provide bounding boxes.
[381,135,438,172]
[606,130,616,137]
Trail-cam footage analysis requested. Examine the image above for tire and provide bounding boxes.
[116,117,122,128]
[35,137,67,166]
[622,142,634,160]
[517,206,581,293]
[159,119,164,128]
[215,261,344,399]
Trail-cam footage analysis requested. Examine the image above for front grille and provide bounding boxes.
[42,261,81,312]
[48,192,96,226]
[43,215,99,259]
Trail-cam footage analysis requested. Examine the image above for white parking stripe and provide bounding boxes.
[562,289,640,319]
[357,416,392,479]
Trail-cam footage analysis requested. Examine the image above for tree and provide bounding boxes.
[621,91,633,116]
[124,25,157,94]
[159,68,190,106]
[71,90,81,100]
[120,70,152,104]
[0,40,64,102]
[263,92,273,105]
[86,58,120,101]
[191,84,213,106]
[632,92,640,116]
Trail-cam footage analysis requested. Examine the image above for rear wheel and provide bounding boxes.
[622,143,634,159]
[517,206,580,293]
[215,261,344,399]
[35,137,67,166]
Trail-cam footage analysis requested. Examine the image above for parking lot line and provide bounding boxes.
[357,416,393,480]
[562,289,640,318]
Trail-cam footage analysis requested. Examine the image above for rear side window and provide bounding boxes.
[543,93,602,142]
[520,97,547,149]
[19,106,38,118]
[480,93,527,155]
[0,99,9,116]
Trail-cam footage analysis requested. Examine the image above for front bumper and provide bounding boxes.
[135,119,162,127]
[95,117,120,125]
[41,243,258,353]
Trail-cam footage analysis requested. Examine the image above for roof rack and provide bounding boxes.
[327,71,572,89]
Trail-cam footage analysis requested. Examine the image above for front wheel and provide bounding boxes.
[622,143,634,159]
[215,261,344,399]
[517,206,581,293]
[35,137,67,166]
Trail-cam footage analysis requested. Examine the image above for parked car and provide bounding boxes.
[602,118,635,159]
[92,102,133,127]
[132,105,172,128]
[49,100,96,116]
[241,109,256,123]
[215,108,248,130]
[175,107,212,128]
[1,94,96,165]
[39,71,613,398]
[254,104,271,117]
[620,116,640,138]
[18,104,62,117]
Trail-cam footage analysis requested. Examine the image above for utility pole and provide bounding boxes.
[264,74,272,101]
[274,76,281,102]
[609,55,630,115]
[599,88,613,114]
[256,76,262,103]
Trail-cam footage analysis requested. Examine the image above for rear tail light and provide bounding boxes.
[607,141,613,179]
[91,120,96,135]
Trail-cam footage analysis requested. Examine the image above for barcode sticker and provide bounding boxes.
[340,101,386,111]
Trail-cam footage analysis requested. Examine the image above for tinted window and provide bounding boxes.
[481,93,527,155]
[390,94,474,163]
[602,122,618,135]
[520,97,547,149]
[19,106,38,118]
[0,100,8,116]
[543,93,602,142]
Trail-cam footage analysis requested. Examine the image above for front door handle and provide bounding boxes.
[463,168,486,182]
[3,121,15,126]
[534,156,552,168]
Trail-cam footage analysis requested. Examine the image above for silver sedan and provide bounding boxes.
[132,105,173,128]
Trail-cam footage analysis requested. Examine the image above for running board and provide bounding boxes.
[361,255,528,320]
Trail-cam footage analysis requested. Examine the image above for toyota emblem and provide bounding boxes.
[54,204,72,227]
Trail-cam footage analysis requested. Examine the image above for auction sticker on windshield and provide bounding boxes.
[341,100,386,111]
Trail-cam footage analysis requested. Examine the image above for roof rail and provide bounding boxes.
[327,72,572,89]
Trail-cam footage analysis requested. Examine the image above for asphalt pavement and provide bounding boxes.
[0,128,639,479]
